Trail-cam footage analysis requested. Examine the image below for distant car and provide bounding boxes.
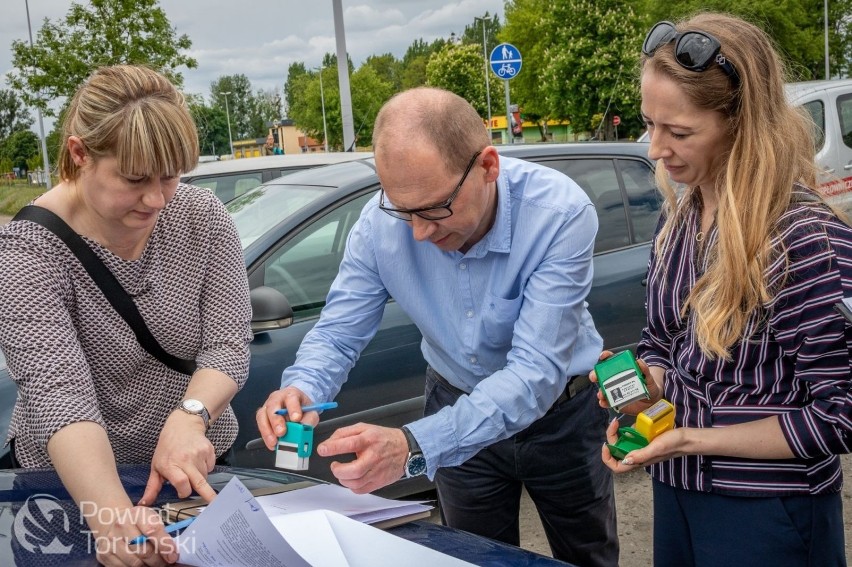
[181,152,373,204]
[230,143,660,495]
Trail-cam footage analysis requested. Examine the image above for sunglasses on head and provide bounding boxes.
[643,21,740,87]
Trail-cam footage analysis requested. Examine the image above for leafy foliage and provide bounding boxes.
[1,130,40,170]
[0,89,34,141]
[7,0,196,116]
[642,0,852,80]
[426,43,496,118]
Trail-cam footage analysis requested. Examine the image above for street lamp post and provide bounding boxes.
[221,91,234,158]
[474,15,492,140]
[317,67,329,153]
[24,0,51,188]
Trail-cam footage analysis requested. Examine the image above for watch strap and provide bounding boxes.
[401,426,421,454]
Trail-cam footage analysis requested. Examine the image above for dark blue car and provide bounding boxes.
[0,143,658,498]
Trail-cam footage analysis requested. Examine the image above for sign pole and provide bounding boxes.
[490,43,522,145]
[504,81,512,145]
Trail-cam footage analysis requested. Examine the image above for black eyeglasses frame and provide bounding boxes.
[642,21,740,87]
[379,150,483,221]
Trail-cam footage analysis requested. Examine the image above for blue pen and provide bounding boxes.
[275,402,338,416]
[129,516,195,546]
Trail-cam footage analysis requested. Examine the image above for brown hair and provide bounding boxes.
[373,87,490,174]
[644,13,820,359]
[58,65,199,181]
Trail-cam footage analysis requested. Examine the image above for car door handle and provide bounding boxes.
[823,167,836,174]
[844,164,852,171]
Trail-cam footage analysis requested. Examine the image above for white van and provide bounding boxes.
[786,79,852,212]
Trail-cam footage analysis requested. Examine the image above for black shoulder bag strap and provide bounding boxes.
[13,205,197,375]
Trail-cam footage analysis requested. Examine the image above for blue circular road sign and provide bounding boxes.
[489,43,522,79]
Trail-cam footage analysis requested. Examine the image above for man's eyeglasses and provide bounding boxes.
[379,150,483,221]
[642,21,740,87]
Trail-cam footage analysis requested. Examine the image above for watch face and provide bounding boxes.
[406,454,427,477]
[182,399,204,413]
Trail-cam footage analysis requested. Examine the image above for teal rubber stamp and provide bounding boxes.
[275,422,314,470]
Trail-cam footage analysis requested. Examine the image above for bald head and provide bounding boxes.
[373,87,490,175]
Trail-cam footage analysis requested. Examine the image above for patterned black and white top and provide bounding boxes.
[0,184,252,467]
[638,187,852,496]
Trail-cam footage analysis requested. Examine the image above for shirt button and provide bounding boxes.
[466,310,474,318]
[459,263,467,270]
[469,356,477,364]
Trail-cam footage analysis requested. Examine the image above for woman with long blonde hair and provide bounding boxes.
[594,13,851,566]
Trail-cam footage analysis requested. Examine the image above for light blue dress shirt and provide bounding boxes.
[281,156,602,478]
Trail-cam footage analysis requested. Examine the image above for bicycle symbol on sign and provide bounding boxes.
[497,63,516,77]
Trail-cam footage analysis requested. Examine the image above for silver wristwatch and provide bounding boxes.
[178,399,210,431]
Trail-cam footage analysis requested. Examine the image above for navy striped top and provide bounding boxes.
[637,188,852,496]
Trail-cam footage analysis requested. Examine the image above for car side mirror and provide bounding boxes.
[250,286,294,333]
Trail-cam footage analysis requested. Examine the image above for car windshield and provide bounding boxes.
[227,184,331,248]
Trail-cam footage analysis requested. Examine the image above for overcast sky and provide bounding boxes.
[2,0,505,121]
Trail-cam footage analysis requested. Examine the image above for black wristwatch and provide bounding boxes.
[401,426,426,478]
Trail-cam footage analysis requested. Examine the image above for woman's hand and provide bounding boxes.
[87,504,177,566]
[589,350,663,416]
[601,417,687,472]
[141,411,217,505]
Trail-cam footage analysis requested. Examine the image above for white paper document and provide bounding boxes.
[176,477,310,567]
[257,483,432,525]
[175,477,472,567]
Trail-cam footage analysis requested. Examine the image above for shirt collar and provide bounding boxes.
[465,172,512,258]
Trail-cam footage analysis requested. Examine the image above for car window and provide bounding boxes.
[262,191,375,315]
[801,100,826,151]
[617,159,660,244]
[838,94,852,149]
[190,171,264,203]
[228,185,331,249]
[542,159,630,253]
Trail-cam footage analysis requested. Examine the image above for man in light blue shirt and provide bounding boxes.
[258,87,618,566]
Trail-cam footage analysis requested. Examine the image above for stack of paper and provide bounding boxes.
[257,483,433,527]
[176,477,473,567]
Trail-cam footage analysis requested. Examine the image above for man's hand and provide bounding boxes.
[256,387,319,450]
[317,424,410,494]
[141,410,217,505]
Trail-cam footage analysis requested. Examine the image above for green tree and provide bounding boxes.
[288,63,394,150]
[363,54,403,91]
[210,75,256,140]
[350,65,395,148]
[549,0,645,137]
[284,62,308,117]
[8,0,196,116]
[426,43,494,118]
[643,0,852,80]
[187,94,229,157]
[1,130,40,170]
[400,38,448,89]
[0,89,34,141]
[501,0,567,140]
[461,12,502,50]
[251,88,284,138]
